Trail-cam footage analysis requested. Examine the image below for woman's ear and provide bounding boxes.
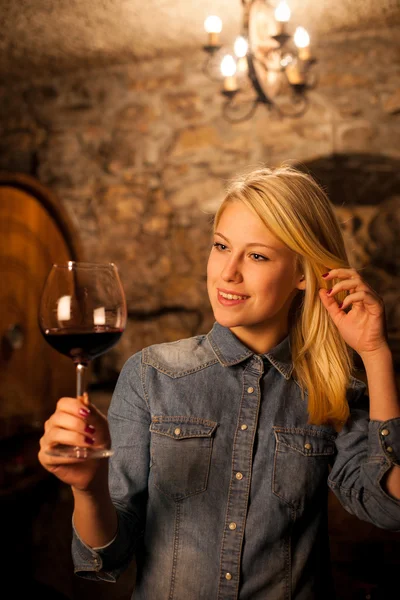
[297,274,306,290]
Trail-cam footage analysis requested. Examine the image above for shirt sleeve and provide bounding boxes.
[71,350,151,581]
[328,376,400,531]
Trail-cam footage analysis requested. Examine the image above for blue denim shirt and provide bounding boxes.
[72,322,400,599]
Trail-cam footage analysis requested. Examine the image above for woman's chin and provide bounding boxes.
[213,313,242,328]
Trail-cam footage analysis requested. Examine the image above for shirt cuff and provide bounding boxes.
[92,532,118,551]
[369,417,400,465]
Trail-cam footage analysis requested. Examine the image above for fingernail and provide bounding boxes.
[327,288,332,295]
[85,424,96,433]
[322,272,330,278]
[85,436,95,445]
[338,302,343,309]
[79,408,90,417]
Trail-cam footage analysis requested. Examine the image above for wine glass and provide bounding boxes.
[38,261,127,459]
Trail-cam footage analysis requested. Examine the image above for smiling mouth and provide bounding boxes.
[218,291,248,301]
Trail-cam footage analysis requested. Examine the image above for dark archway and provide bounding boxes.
[299,153,400,207]
[298,154,400,370]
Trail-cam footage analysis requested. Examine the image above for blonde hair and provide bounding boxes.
[214,164,354,430]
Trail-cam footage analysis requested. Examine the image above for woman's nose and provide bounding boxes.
[221,258,243,282]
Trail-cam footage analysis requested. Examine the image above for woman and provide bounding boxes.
[38,165,400,600]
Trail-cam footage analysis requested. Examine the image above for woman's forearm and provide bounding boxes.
[361,345,400,421]
[72,465,118,549]
[361,345,400,499]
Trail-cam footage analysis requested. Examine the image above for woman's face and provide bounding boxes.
[207,201,305,353]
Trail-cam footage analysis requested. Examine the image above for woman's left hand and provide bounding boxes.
[318,268,389,359]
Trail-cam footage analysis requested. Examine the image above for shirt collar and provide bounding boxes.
[207,321,294,380]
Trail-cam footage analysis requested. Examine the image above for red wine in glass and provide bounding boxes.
[43,328,124,364]
[38,261,127,459]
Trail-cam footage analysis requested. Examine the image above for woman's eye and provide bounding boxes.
[213,242,227,251]
[251,253,268,261]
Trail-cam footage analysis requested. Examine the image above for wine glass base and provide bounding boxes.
[45,444,114,459]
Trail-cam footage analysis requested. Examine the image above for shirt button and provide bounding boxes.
[225,572,232,580]
[228,522,237,530]
[304,443,312,450]
[235,472,243,480]
[240,424,248,431]
[381,428,389,436]
[387,446,394,453]
[247,387,254,393]
[174,428,181,436]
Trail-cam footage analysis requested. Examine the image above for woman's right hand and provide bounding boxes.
[38,393,112,491]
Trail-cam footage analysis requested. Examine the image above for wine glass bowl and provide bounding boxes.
[38,261,127,459]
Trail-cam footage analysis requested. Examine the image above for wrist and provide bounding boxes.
[72,465,109,497]
[72,485,104,499]
[359,343,392,366]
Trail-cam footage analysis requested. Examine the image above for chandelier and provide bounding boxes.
[202,0,317,122]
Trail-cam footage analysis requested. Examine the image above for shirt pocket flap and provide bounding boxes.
[274,428,335,456]
[150,416,218,440]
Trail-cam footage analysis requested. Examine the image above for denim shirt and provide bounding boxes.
[72,322,400,599]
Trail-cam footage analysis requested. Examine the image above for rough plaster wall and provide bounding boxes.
[2,31,399,380]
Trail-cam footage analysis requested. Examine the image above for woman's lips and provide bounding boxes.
[217,290,249,307]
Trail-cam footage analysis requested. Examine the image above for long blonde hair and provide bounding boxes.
[214,164,354,430]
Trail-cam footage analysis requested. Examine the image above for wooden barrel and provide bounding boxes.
[0,173,84,441]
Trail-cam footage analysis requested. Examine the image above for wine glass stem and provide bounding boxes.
[76,363,87,398]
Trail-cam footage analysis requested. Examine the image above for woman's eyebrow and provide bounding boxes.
[214,231,280,253]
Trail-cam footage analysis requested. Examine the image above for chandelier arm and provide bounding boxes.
[247,52,272,105]
[202,54,224,83]
[222,98,260,123]
[275,93,309,118]
[201,0,316,120]
[246,52,274,106]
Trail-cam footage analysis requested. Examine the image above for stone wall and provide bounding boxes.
[0,27,399,382]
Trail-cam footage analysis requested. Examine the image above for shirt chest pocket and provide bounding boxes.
[149,416,218,501]
[272,427,336,513]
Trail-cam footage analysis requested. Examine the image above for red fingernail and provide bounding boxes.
[85,424,96,433]
[338,302,343,309]
[79,408,90,417]
[85,436,95,445]
[322,272,330,278]
[327,289,332,295]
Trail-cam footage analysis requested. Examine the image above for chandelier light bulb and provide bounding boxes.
[234,36,248,58]
[204,15,223,48]
[274,1,291,36]
[204,15,223,34]
[294,27,310,48]
[221,54,237,77]
[274,1,291,23]
[294,26,311,60]
[221,54,238,93]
